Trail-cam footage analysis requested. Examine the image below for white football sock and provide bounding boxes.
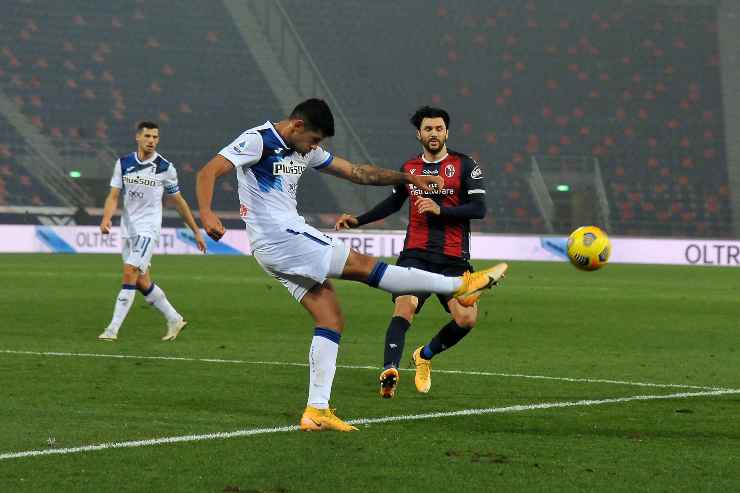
[307,328,341,410]
[107,285,136,335]
[369,263,462,295]
[144,284,181,323]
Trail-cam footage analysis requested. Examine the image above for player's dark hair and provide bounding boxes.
[136,121,159,132]
[410,106,450,130]
[289,99,335,137]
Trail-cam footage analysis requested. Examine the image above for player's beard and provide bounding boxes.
[422,135,446,156]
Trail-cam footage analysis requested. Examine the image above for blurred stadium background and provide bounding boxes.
[1,0,738,240]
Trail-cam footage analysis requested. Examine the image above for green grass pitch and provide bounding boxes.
[0,253,738,492]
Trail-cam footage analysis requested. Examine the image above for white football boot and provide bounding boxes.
[162,318,187,341]
[97,328,118,341]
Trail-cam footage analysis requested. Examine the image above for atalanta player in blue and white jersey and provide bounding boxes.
[335,106,490,399]
[98,121,206,342]
[196,99,507,432]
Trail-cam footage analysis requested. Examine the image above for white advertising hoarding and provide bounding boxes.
[0,225,248,256]
[0,225,738,267]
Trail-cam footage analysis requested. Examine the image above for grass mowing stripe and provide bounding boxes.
[1,349,733,391]
[1,389,736,461]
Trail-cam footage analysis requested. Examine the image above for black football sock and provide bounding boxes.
[421,320,472,360]
[383,316,411,369]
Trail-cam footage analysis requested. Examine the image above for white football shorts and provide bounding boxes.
[122,234,155,273]
[252,223,350,302]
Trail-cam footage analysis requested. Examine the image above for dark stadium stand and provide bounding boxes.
[0,0,731,237]
[281,0,730,237]
[0,116,60,206]
[0,1,286,212]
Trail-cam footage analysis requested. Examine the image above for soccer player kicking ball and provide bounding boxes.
[98,121,206,342]
[336,106,500,399]
[196,99,506,432]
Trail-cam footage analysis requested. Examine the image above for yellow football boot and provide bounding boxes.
[453,262,508,307]
[411,347,432,394]
[379,367,400,399]
[299,406,358,432]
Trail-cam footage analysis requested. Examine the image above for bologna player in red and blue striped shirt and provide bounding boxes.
[335,106,490,398]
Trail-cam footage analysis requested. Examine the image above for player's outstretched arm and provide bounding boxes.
[168,193,207,253]
[100,187,120,234]
[322,156,443,193]
[196,155,234,241]
[415,196,486,219]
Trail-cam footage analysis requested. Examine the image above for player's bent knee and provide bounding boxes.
[455,314,477,329]
[136,278,150,291]
[122,264,140,284]
[450,302,477,329]
[394,296,418,321]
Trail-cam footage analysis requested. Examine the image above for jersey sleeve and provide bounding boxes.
[393,163,408,197]
[218,131,263,168]
[110,159,123,189]
[462,157,487,199]
[307,146,333,170]
[162,164,180,195]
[355,189,407,227]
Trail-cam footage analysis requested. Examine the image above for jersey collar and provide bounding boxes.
[421,152,448,164]
[134,151,159,165]
[267,121,291,151]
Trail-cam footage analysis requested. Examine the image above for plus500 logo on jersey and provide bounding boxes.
[123,175,159,187]
[272,160,306,176]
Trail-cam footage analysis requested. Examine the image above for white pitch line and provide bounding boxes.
[1,388,737,461]
[0,349,732,391]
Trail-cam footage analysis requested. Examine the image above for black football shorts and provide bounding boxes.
[391,250,474,314]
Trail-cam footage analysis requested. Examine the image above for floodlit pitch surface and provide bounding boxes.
[1,253,738,492]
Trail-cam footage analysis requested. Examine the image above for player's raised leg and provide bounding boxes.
[298,281,357,432]
[136,272,186,341]
[98,263,140,341]
[339,250,507,305]
[412,298,477,393]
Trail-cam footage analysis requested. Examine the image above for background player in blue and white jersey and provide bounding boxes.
[196,99,506,432]
[98,121,206,342]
